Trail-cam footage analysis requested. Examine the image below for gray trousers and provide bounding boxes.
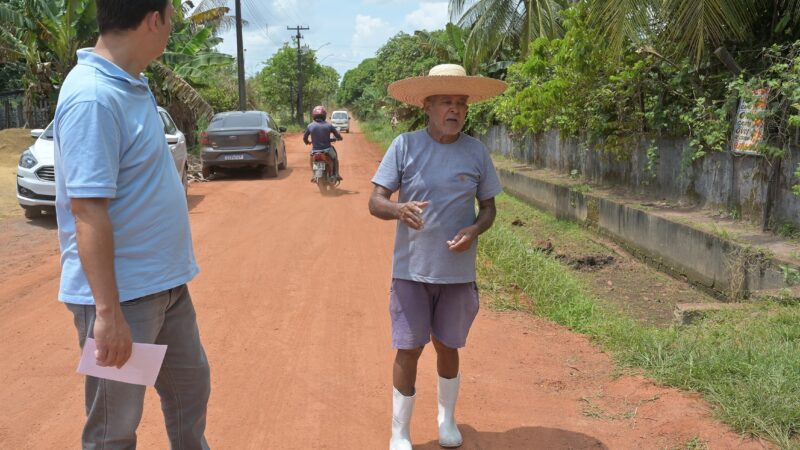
[66,284,211,450]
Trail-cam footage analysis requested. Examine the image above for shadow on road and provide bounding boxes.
[187,193,205,212]
[24,214,57,230]
[415,425,609,450]
[323,188,360,197]
[205,167,294,181]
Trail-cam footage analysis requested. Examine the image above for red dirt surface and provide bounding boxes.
[0,122,769,449]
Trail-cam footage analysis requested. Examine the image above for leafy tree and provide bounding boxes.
[449,0,567,68]
[253,44,339,124]
[151,1,234,121]
[337,58,382,119]
[0,0,97,120]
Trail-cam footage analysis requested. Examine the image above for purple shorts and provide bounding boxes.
[389,278,480,350]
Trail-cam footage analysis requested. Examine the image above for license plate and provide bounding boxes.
[223,154,245,161]
[313,162,326,170]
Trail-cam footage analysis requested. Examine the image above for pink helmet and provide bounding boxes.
[312,105,327,120]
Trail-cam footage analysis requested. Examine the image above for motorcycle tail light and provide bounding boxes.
[312,153,327,161]
[258,130,270,143]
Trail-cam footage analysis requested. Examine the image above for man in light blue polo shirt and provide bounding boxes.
[54,1,210,448]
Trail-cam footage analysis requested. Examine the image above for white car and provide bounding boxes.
[331,110,350,133]
[16,106,189,219]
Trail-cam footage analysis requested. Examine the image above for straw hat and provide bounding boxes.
[388,64,508,107]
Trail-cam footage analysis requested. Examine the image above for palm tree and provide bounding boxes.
[589,0,800,66]
[448,0,567,66]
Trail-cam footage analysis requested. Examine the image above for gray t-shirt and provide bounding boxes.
[372,129,503,283]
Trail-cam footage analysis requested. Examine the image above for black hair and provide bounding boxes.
[96,0,170,34]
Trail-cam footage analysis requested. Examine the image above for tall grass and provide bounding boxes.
[479,194,800,449]
[360,119,400,153]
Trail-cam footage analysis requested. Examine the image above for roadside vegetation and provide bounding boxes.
[339,1,800,219]
[477,194,800,449]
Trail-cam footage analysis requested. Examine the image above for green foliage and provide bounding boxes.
[794,164,800,197]
[491,4,741,161]
[194,65,240,112]
[359,119,401,154]
[589,0,800,67]
[645,141,659,179]
[449,0,565,70]
[337,58,381,119]
[0,61,25,91]
[496,7,680,156]
[0,0,98,105]
[781,265,800,286]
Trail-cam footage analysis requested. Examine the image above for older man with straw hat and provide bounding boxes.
[369,64,507,449]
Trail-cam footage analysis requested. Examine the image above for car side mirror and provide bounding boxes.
[30,129,44,139]
[165,134,179,144]
[278,127,287,133]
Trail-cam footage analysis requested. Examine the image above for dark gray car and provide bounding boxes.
[200,110,287,178]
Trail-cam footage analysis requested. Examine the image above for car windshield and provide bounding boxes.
[41,122,54,140]
[332,112,347,120]
[212,113,262,129]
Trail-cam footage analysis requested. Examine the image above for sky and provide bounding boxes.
[205,0,453,78]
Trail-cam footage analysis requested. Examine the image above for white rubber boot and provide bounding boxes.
[389,387,415,450]
[437,373,463,448]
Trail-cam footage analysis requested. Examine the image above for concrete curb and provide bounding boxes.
[497,166,799,300]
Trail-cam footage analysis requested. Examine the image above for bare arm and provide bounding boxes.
[71,198,132,368]
[368,184,429,230]
[447,197,497,252]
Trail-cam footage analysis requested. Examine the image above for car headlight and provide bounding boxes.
[19,149,37,169]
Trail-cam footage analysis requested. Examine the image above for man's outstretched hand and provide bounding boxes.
[447,225,478,252]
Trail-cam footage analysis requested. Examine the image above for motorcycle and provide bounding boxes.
[309,138,342,194]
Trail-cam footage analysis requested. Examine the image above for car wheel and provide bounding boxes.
[182,163,189,196]
[23,206,41,219]
[263,164,279,178]
[201,165,212,179]
[278,146,287,170]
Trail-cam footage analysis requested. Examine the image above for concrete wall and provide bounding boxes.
[498,167,792,297]
[481,126,800,228]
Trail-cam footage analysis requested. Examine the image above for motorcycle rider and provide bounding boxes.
[303,105,343,182]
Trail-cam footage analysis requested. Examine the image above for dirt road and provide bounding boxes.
[0,122,766,449]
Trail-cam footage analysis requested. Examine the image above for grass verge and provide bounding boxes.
[479,194,800,449]
[360,119,399,152]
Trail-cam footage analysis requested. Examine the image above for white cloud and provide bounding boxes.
[404,2,450,32]
[350,14,395,62]
[352,14,392,43]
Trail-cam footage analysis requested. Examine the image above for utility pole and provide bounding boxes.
[287,25,309,125]
[234,0,246,110]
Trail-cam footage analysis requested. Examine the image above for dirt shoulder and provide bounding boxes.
[0,128,31,219]
[0,122,767,449]
[494,194,722,326]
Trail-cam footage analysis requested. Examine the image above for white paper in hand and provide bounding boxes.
[77,337,167,386]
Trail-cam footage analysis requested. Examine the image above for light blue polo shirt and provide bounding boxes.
[54,49,199,305]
